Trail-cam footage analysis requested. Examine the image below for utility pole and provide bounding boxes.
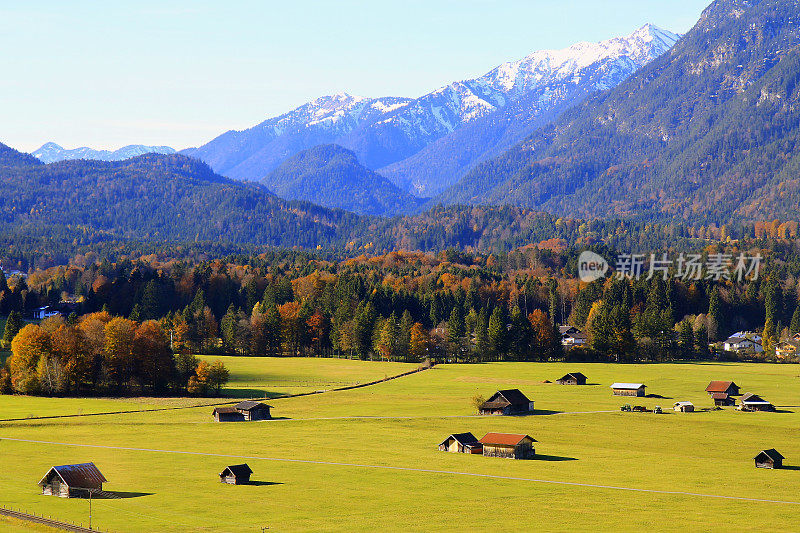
[88,489,92,530]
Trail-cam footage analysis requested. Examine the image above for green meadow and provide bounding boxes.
[1,360,799,531]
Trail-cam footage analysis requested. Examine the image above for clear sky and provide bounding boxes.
[1,0,711,152]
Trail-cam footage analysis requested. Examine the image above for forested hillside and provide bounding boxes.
[263,145,423,216]
[0,144,360,248]
[440,0,800,224]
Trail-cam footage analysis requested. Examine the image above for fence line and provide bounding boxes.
[0,505,105,532]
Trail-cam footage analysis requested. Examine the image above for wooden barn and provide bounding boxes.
[711,392,736,407]
[556,372,587,385]
[234,401,272,421]
[219,464,253,484]
[673,401,695,412]
[610,383,646,397]
[213,406,245,422]
[38,463,106,498]
[479,433,536,459]
[479,389,534,415]
[754,449,784,469]
[705,381,740,397]
[438,432,482,454]
[739,393,775,412]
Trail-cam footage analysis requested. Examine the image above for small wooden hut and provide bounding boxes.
[479,433,536,459]
[219,464,253,484]
[213,406,244,422]
[234,401,273,421]
[438,432,482,454]
[673,401,695,412]
[479,389,534,415]
[739,393,775,412]
[610,383,646,397]
[38,463,106,498]
[556,372,587,385]
[754,449,784,469]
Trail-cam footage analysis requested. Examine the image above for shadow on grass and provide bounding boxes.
[218,388,286,399]
[87,491,153,499]
[508,409,563,416]
[247,481,284,486]
[646,394,672,399]
[532,454,578,462]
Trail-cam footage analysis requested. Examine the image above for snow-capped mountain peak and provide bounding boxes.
[185,23,680,184]
[482,24,679,96]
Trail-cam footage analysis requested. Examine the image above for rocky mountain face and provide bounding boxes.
[437,0,800,224]
[183,24,678,198]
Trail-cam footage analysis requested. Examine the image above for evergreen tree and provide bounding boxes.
[708,288,723,340]
[487,306,507,360]
[220,304,238,354]
[679,320,695,357]
[474,309,490,362]
[790,302,800,335]
[2,310,21,348]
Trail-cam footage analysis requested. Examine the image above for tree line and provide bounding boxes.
[1,311,229,396]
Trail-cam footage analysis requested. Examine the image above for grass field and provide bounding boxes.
[1,360,799,531]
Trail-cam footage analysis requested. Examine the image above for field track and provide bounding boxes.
[4,436,799,507]
[0,365,429,423]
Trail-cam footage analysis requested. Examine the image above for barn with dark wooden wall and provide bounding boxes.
[479,433,536,459]
[479,389,534,415]
[754,449,784,469]
[438,433,482,454]
[213,406,244,422]
[219,464,253,484]
[234,401,273,421]
[739,393,775,411]
[38,463,106,498]
[556,373,587,385]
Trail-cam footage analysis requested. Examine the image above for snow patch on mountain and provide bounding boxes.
[186,24,679,182]
[33,142,176,163]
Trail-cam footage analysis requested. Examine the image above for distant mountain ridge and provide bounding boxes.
[263,144,423,216]
[183,24,679,198]
[0,142,360,248]
[436,0,800,224]
[33,142,176,163]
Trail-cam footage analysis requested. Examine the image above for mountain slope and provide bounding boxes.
[263,145,423,216]
[183,25,678,188]
[0,143,360,248]
[379,24,679,196]
[439,0,800,224]
[33,142,176,163]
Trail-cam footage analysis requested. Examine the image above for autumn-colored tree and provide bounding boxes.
[278,301,301,355]
[206,360,230,395]
[9,324,50,393]
[133,320,173,392]
[50,324,91,391]
[306,310,327,356]
[408,322,429,362]
[528,309,560,361]
[103,317,137,388]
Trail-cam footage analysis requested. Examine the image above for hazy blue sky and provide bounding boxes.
[1,1,711,152]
